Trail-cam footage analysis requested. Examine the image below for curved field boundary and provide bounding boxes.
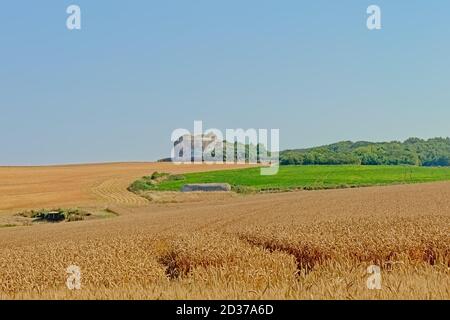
[91,178,149,206]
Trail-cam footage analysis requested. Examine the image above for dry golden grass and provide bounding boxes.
[0,162,252,213]
[0,164,449,299]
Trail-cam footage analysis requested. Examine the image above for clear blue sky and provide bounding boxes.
[1,1,450,165]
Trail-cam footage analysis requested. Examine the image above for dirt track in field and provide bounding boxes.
[0,163,449,299]
[0,162,251,213]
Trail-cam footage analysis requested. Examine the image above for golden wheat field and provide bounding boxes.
[0,163,449,300]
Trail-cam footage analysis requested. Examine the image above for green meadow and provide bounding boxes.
[132,165,450,193]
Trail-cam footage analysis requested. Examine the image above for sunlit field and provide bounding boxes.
[0,164,449,299]
[133,165,450,192]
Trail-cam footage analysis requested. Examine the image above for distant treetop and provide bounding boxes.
[280,137,450,166]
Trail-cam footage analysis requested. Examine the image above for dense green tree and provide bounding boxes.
[280,137,450,167]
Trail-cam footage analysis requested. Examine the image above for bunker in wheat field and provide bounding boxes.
[181,183,231,192]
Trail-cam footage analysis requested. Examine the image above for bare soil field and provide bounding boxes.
[0,163,449,299]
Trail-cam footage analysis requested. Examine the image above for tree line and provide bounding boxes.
[280,137,450,166]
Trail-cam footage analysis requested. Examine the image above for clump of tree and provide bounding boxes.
[280,137,450,166]
[161,140,270,164]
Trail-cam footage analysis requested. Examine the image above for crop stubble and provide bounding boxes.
[0,163,449,299]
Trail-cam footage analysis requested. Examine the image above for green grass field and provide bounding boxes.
[132,165,450,193]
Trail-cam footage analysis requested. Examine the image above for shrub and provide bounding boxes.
[151,172,170,180]
[128,180,154,192]
[167,174,185,181]
[129,172,181,192]
[232,185,256,194]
